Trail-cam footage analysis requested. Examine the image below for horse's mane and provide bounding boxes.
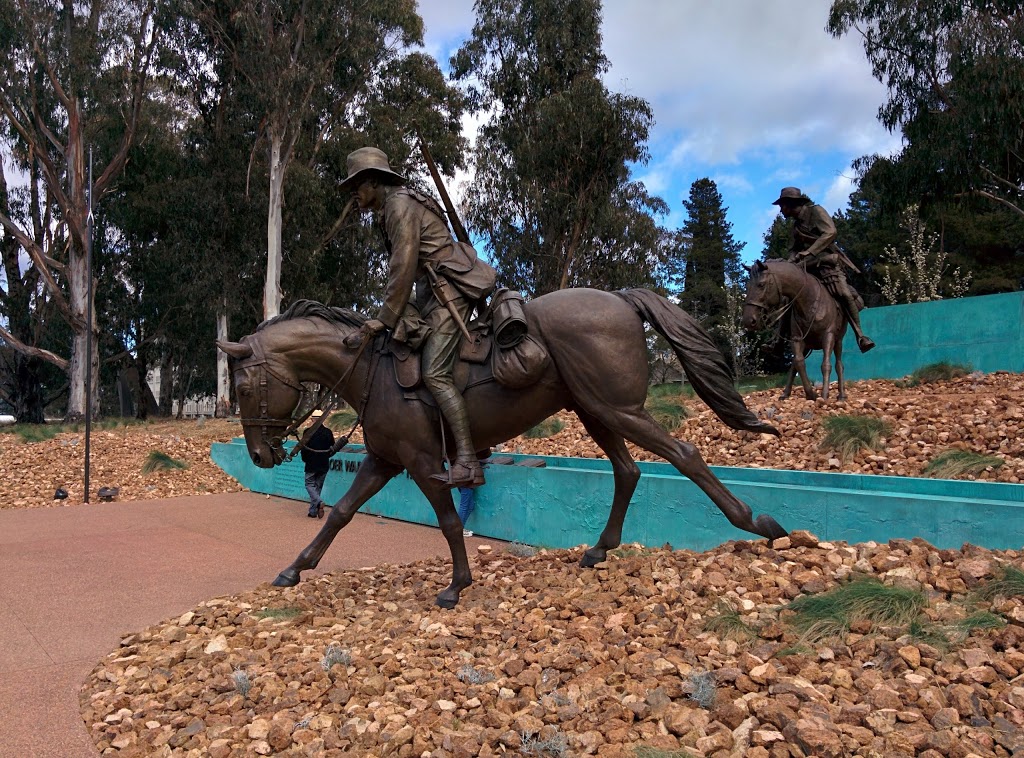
[256,299,367,332]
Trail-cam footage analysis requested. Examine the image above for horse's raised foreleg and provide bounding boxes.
[594,407,787,541]
[575,409,641,568]
[272,453,403,587]
[790,340,817,400]
[407,459,473,609]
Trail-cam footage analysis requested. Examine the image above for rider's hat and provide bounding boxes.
[339,147,406,192]
[772,187,812,206]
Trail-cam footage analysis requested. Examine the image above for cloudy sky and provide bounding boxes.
[416,0,902,262]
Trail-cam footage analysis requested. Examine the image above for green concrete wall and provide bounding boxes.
[212,440,1024,552]
[841,290,1024,380]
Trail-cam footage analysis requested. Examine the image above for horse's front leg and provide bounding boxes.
[780,363,797,400]
[834,338,846,401]
[819,335,835,401]
[273,453,403,587]
[791,340,817,400]
[407,457,473,609]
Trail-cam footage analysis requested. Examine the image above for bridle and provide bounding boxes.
[232,332,377,464]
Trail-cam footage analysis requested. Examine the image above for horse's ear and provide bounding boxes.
[754,260,767,272]
[216,340,253,360]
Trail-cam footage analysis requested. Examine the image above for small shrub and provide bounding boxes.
[635,748,696,758]
[505,541,538,558]
[141,450,189,474]
[820,414,892,461]
[327,408,357,430]
[321,642,351,671]
[908,619,951,651]
[903,361,972,386]
[954,611,1006,636]
[523,417,564,439]
[786,577,927,643]
[231,668,251,698]
[687,670,717,710]
[456,664,494,685]
[519,729,569,757]
[924,449,1004,479]
[6,424,61,443]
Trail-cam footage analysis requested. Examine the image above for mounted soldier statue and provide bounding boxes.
[772,186,875,353]
[340,147,496,489]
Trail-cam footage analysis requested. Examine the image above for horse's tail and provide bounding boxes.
[615,289,780,436]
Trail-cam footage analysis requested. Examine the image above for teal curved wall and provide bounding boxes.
[842,290,1024,380]
[212,440,1024,552]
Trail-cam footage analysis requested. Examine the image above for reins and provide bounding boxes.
[745,263,818,343]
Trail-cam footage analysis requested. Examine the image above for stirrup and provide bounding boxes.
[430,460,485,489]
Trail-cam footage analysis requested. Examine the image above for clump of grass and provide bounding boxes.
[456,664,494,685]
[253,607,304,620]
[736,374,787,393]
[645,394,689,431]
[954,611,1006,636]
[4,424,62,443]
[924,449,1004,479]
[687,670,717,710]
[327,408,357,430]
[635,749,696,758]
[970,566,1024,603]
[520,729,569,757]
[785,577,927,643]
[505,541,538,558]
[141,450,189,474]
[321,642,351,671]
[908,619,951,651]
[820,414,892,461]
[902,361,972,386]
[523,417,564,439]
[232,668,251,698]
[703,602,757,641]
[774,645,811,658]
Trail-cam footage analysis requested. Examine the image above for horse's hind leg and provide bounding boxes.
[834,337,846,401]
[591,407,787,540]
[575,409,641,568]
[273,454,403,587]
[819,334,835,401]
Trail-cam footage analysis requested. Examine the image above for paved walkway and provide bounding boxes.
[0,492,468,757]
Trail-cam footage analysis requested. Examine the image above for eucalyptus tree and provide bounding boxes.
[828,0,1024,218]
[0,0,162,419]
[452,0,664,297]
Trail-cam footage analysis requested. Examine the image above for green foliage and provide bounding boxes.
[907,619,951,650]
[327,409,358,431]
[523,417,564,439]
[923,449,1004,479]
[141,451,190,474]
[453,0,666,297]
[736,374,787,393]
[645,394,689,432]
[785,578,927,643]
[903,361,972,386]
[703,603,757,641]
[4,424,62,443]
[634,748,696,758]
[253,607,304,620]
[820,415,892,460]
[954,611,1006,635]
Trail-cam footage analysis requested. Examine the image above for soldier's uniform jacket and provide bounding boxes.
[375,187,496,329]
[789,204,859,273]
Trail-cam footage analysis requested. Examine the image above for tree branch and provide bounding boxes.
[0,324,69,371]
[0,210,81,329]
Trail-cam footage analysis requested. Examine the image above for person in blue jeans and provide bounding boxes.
[300,410,339,519]
[456,449,492,536]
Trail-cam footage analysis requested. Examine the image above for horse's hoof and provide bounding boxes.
[272,569,300,587]
[779,392,791,401]
[435,593,459,609]
[580,550,605,569]
[755,514,788,540]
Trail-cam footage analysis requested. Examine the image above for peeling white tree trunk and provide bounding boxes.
[264,131,285,320]
[215,303,231,417]
[66,258,98,420]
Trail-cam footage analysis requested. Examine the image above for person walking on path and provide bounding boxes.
[772,186,875,352]
[300,410,337,519]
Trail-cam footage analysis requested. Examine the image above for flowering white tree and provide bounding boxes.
[880,205,971,304]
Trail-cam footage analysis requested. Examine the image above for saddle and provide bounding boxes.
[386,289,551,405]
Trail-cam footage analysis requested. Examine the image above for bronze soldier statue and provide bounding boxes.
[772,187,875,353]
[341,147,496,488]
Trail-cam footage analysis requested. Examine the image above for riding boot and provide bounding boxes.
[839,293,875,352]
[428,386,485,489]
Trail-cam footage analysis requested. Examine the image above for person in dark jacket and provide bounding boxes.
[300,410,337,519]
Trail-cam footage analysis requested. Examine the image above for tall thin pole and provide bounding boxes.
[84,149,93,503]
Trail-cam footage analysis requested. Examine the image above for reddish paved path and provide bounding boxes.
[0,492,470,758]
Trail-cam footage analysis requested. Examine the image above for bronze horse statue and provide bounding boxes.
[741,259,850,402]
[218,288,787,608]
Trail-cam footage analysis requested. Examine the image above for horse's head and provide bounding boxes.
[217,334,304,468]
[741,260,775,332]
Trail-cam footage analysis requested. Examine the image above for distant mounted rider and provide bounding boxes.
[340,147,496,488]
[773,186,875,353]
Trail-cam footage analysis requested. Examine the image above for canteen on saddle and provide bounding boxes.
[387,288,550,401]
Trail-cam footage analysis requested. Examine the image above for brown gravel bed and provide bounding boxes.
[82,532,1024,757]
